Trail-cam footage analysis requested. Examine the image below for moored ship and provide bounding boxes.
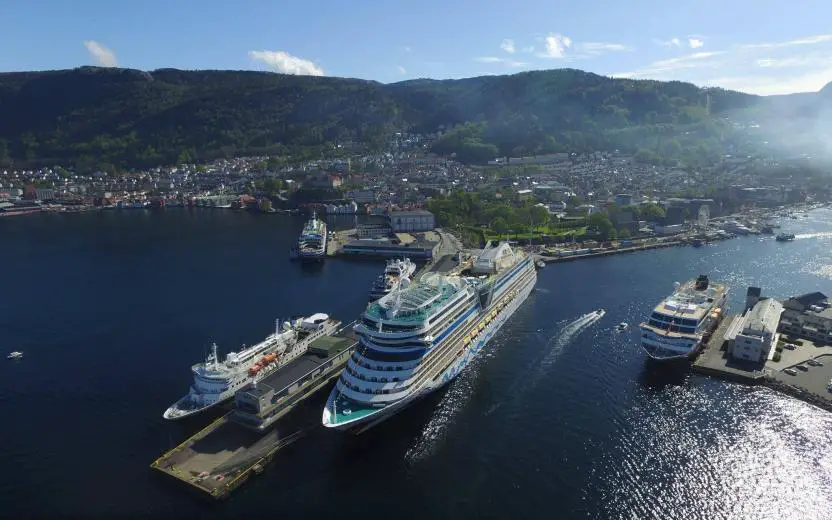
[297,211,327,262]
[639,275,728,361]
[775,233,796,242]
[164,313,340,419]
[322,241,537,433]
[368,258,417,301]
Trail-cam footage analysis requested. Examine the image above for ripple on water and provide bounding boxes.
[587,382,832,520]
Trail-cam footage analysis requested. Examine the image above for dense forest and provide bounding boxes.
[0,66,823,169]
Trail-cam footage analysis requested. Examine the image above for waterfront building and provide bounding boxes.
[779,292,832,344]
[388,210,435,232]
[725,295,784,363]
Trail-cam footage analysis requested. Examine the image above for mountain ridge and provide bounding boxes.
[0,66,814,169]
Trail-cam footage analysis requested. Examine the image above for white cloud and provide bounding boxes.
[613,51,725,78]
[741,34,832,50]
[576,42,632,54]
[500,39,516,54]
[521,45,535,53]
[537,33,572,58]
[248,50,324,76]
[655,37,682,47]
[403,46,412,52]
[613,33,832,95]
[688,38,704,49]
[474,56,528,68]
[397,65,407,75]
[704,69,832,95]
[83,40,118,67]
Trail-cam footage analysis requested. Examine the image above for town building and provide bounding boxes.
[614,194,633,206]
[725,287,784,362]
[388,210,435,232]
[779,292,832,344]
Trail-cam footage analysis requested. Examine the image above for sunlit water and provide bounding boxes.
[1,208,831,519]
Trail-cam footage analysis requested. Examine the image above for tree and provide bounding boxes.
[639,203,666,222]
[587,213,615,241]
[529,205,550,228]
[618,228,631,239]
[491,217,508,238]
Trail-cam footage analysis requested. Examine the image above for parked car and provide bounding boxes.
[796,364,809,371]
[784,368,797,376]
[783,343,797,350]
[808,359,823,367]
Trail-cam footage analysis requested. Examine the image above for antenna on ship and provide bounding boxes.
[211,342,219,369]
[275,318,280,337]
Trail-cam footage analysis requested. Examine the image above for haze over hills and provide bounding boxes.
[0,66,829,170]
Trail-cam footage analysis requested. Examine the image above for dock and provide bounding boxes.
[151,328,358,499]
[151,413,306,499]
[693,314,832,412]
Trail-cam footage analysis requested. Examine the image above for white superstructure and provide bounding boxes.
[368,258,417,301]
[298,211,327,261]
[164,313,339,419]
[323,242,537,432]
[639,275,728,361]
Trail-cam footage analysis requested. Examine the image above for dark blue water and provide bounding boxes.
[2,208,831,519]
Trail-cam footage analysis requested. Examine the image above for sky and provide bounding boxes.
[1,0,832,95]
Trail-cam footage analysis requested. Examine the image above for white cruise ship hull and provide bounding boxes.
[323,260,536,433]
[163,393,231,420]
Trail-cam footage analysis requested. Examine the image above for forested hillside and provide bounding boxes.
[0,66,777,169]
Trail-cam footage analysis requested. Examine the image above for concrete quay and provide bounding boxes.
[693,315,832,412]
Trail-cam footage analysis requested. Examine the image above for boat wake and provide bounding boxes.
[403,348,491,465]
[484,310,605,416]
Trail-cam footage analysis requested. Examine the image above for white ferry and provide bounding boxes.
[639,275,728,361]
[368,258,417,301]
[322,242,537,433]
[164,313,340,419]
[297,211,327,262]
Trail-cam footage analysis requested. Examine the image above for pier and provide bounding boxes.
[151,330,358,499]
[151,413,306,499]
[693,315,832,412]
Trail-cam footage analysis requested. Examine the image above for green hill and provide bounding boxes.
[0,66,764,169]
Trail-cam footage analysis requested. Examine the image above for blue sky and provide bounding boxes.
[1,0,831,95]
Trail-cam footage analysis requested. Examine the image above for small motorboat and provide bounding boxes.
[535,260,546,270]
[7,351,23,360]
[616,322,628,332]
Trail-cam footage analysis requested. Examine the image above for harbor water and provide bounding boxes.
[1,208,831,519]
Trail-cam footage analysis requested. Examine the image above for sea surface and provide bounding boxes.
[1,208,832,520]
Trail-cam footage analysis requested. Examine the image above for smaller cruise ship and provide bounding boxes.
[164,314,340,420]
[640,275,728,361]
[368,258,417,301]
[775,233,796,242]
[297,211,327,262]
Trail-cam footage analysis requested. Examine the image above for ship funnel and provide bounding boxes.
[745,286,761,311]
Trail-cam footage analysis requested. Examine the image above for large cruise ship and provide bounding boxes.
[164,313,340,419]
[322,242,537,433]
[639,275,728,361]
[297,211,327,262]
[368,258,417,301]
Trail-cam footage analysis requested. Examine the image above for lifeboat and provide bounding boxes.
[262,353,277,364]
[248,364,262,377]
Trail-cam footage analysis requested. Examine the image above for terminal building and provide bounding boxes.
[779,292,832,344]
[724,287,784,362]
[388,210,435,232]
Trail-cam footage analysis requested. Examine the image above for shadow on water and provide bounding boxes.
[331,387,451,463]
[636,360,691,392]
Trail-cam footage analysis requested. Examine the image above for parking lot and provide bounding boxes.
[770,351,832,398]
